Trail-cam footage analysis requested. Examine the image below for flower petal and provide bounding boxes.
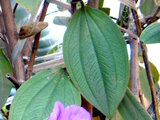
[65,105,92,120]
[48,101,65,120]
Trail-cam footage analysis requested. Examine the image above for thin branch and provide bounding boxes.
[118,25,138,39]
[0,0,25,82]
[35,52,62,61]
[147,7,160,26]
[26,0,49,80]
[140,42,160,120]
[33,57,64,73]
[130,38,140,100]
[87,0,99,8]
[1,109,8,119]
[6,73,22,88]
[48,0,71,10]
[13,3,18,14]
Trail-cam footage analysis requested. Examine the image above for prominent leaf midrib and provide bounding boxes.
[79,9,105,111]
[82,9,110,113]
[39,72,63,119]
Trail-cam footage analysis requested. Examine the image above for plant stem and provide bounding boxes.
[147,7,160,26]
[140,42,160,120]
[0,0,25,82]
[26,0,49,80]
[6,73,22,88]
[130,38,140,100]
[82,96,93,116]
[1,109,8,119]
[87,0,99,8]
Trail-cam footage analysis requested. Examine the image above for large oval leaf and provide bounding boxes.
[9,69,81,120]
[0,49,13,109]
[140,22,160,44]
[118,89,152,120]
[16,0,43,15]
[63,7,129,118]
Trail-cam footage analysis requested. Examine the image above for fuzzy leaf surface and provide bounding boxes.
[140,22,160,44]
[118,89,152,120]
[9,69,81,120]
[63,7,129,118]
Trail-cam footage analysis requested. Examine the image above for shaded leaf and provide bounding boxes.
[140,22,160,44]
[106,110,124,120]
[99,0,104,8]
[99,8,110,15]
[63,7,129,118]
[139,67,152,102]
[16,0,43,15]
[118,89,152,120]
[150,62,159,82]
[0,49,13,109]
[19,22,48,39]
[140,0,157,16]
[9,69,81,120]
[53,16,70,26]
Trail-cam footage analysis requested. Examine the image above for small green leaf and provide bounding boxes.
[0,49,13,109]
[139,67,152,102]
[9,69,81,120]
[63,7,129,118]
[140,22,160,44]
[99,0,104,8]
[140,0,157,16]
[99,8,110,15]
[118,89,152,120]
[150,62,159,82]
[16,0,43,15]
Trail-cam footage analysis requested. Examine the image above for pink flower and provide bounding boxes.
[48,101,92,120]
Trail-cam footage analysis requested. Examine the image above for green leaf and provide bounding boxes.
[150,62,159,82]
[99,0,104,8]
[16,0,43,15]
[140,22,160,44]
[139,67,152,102]
[105,110,124,120]
[140,0,157,16]
[9,69,81,120]
[99,8,110,15]
[0,49,13,109]
[63,7,129,118]
[118,89,152,120]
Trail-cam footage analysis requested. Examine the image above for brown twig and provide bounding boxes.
[147,7,160,26]
[130,38,140,100]
[140,42,160,120]
[26,0,49,80]
[6,73,22,88]
[87,0,99,8]
[13,3,18,14]
[1,109,8,119]
[0,0,25,82]
[130,1,143,104]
